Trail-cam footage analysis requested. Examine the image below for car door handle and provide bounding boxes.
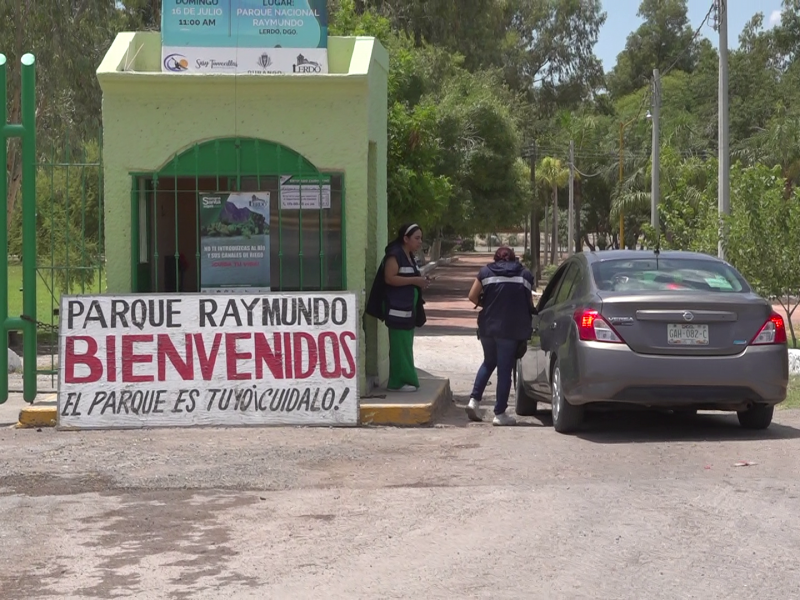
[550,322,557,329]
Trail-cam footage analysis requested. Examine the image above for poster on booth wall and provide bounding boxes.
[57,292,359,429]
[160,0,329,75]
[199,192,271,293]
[279,174,331,210]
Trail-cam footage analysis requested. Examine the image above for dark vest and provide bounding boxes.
[366,244,427,330]
[477,261,534,340]
[384,245,421,329]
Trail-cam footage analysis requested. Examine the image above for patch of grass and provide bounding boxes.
[6,263,104,327]
[7,264,62,325]
[782,376,800,410]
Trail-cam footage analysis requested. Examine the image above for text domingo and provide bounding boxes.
[60,386,352,418]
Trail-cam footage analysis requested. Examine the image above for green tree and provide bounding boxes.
[724,163,800,346]
[607,0,699,98]
[0,0,120,223]
[536,157,569,265]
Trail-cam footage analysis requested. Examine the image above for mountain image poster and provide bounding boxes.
[199,192,271,292]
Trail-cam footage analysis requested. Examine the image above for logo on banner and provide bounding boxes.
[163,54,189,72]
[256,53,272,69]
[293,54,322,73]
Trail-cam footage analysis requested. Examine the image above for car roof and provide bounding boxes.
[581,249,724,265]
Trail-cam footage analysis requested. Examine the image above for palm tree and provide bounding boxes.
[537,157,570,265]
[557,111,598,253]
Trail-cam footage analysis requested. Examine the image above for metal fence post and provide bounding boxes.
[20,54,37,402]
[0,54,8,404]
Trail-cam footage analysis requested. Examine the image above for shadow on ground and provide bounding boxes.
[439,395,800,442]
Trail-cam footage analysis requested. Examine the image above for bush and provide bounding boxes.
[507,234,519,246]
[460,238,476,251]
[542,263,559,281]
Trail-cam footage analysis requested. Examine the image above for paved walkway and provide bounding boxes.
[415,255,491,399]
[418,254,489,337]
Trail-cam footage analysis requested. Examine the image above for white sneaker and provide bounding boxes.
[465,398,482,422]
[393,385,418,393]
[492,412,517,426]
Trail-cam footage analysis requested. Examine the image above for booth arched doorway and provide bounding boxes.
[130,137,345,293]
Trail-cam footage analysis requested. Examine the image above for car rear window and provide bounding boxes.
[591,258,749,293]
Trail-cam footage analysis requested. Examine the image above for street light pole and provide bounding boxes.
[718,0,730,259]
[618,123,625,249]
[651,69,660,237]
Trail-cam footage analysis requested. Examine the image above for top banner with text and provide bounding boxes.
[57,292,358,429]
[161,0,328,74]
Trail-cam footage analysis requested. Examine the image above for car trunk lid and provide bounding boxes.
[599,293,772,356]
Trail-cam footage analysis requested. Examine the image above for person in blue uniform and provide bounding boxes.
[466,246,535,425]
[366,224,430,391]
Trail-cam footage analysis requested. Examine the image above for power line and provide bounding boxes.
[662,2,716,78]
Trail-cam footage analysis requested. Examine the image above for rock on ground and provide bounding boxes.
[7,348,22,374]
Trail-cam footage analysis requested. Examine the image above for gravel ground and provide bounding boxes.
[2,406,800,599]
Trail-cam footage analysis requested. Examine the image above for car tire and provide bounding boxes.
[737,404,774,430]
[550,359,584,433]
[514,359,538,416]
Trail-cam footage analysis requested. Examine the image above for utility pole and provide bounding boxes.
[651,69,660,237]
[618,123,625,249]
[717,0,730,259]
[528,141,539,279]
[568,140,575,256]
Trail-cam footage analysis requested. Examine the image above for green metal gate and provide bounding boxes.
[0,53,37,404]
[30,137,105,392]
[131,137,346,294]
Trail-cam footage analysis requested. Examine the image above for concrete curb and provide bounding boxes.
[421,255,459,276]
[790,349,800,375]
[17,397,58,429]
[359,378,452,426]
[13,384,455,429]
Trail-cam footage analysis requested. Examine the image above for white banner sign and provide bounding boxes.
[161,47,328,75]
[57,293,359,429]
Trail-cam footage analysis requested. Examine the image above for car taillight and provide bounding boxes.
[574,309,623,343]
[751,312,787,345]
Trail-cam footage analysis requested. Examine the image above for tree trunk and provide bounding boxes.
[523,216,528,257]
[583,233,596,252]
[533,206,541,281]
[430,237,442,261]
[543,204,549,264]
[6,144,22,227]
[550,186,558,264]
[574,178,582,254]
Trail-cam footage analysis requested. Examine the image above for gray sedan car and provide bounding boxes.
[516,250,789,433]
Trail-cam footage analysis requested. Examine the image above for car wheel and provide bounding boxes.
[514,359,538,416]
[737,404,774,430]
[550,359,584,433]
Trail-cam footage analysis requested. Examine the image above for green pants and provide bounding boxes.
[388,327,420,389]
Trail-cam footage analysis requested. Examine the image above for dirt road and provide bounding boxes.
[2,406,800,599]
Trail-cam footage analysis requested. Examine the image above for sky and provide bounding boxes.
[595,0,785,72]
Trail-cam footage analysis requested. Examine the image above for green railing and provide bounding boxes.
[0,53,36,404]
[31,137,105,388]
[131,138,346,294]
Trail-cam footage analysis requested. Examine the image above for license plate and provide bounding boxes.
[668,323,709,345]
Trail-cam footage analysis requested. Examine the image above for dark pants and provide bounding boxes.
[470,337,518,415]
